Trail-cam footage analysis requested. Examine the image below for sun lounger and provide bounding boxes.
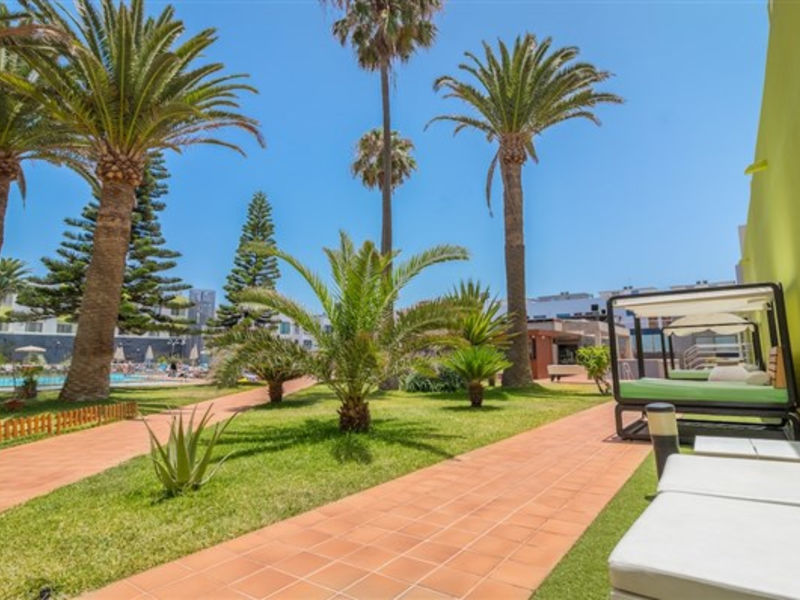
[695,435,800,462]
[609,492,800,599]
[657,454,800,506]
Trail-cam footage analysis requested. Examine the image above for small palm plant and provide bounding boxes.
[239,232,468,432]
[145,406,234,496]
[445,345,511,408]
[210,327,309,403]
[352,129,417,192]
[448,280,512,350]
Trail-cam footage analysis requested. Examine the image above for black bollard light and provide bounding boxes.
[646,402,679,479]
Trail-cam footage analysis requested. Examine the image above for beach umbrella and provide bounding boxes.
[113,346,125,362]
[145,346,154,362]
[14,345,46,353]
[189,344,199,364]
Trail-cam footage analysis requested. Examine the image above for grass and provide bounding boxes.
[532,454,656,600]
[0,383,604,599]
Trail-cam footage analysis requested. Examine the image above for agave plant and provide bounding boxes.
[145,406,234,496]
[445,345,511,408]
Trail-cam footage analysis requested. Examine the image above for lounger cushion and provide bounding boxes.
[694,436,800,462]
[609,493,800,599]
[751,438,800,462]
[658,454,800,506]
[708,364,749,382]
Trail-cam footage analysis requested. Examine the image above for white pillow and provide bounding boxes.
[746,371,770,386]
[708,365,750,382]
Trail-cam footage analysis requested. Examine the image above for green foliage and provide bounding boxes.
[145,406,234,496]
[447,280,512,349]
[15,364,42,399]
[238,231,468,431]
[0,257,28,298]
[216,191,280,328]
[209,327,308,401]
[4,0,263,172]
[19,154,191,334]
[576,346,612,395]
[326,0,443,71]
[429,34,622,213]
[446,345,511,385]
[402,367,463,393]
[352,129,417,191]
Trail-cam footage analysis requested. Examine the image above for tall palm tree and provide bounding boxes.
[0,5,80,255]
[352,128,416,191]
[429,34,622,387]
[323,0,442,261]
[239,232,467,432]
[2,0,263,401]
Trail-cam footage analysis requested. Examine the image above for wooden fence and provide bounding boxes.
[0,402,138,444]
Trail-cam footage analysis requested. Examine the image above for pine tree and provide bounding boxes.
[20,153,191,333]
[215,191,280,327]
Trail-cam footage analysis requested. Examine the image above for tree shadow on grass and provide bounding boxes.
[215,416,461,464]
[439,405,504,412]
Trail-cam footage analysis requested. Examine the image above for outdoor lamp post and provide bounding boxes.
[646,402,680,479]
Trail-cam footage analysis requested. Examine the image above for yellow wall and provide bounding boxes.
[741,0,800,373]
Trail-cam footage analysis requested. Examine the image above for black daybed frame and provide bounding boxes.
[607,282,800,442]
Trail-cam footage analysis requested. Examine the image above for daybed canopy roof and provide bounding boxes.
[663,313,752,336]
[612,286,774,318]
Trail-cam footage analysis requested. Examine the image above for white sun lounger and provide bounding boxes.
[694,435,800,462]
[657,454,800,506]
[609,492,800,599]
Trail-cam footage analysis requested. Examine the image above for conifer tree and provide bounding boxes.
[20,153,191,333]
[215,191,280,327]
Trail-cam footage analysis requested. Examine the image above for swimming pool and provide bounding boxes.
[0,373,146,389]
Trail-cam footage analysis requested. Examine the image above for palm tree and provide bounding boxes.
[323,0,442,261]
[429,34,622,387]
[2,0,263,401]
[0,5,81,255]
[0,256,28,299]
[239,232,467,432]
[210,327,309,403]
[352,128,417,191]
[446,345,510,407]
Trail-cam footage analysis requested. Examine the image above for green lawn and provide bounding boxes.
[0,384,604,600]
[532,455,656,600]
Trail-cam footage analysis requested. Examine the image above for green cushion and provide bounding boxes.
[668,369,710,381]
[619,378,788,405]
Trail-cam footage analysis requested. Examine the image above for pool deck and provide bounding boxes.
[0,378,314,512]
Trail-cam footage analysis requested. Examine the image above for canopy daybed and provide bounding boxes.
[607,283,799,441]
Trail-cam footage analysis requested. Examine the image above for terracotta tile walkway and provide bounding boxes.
[0,377,315,512]
[84,402,650,600]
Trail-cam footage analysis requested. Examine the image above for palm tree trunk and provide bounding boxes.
[500,159,533,388]
[338,396,371,433]
[60,181,136,401]
[0,177,9,255]
[268,380,283,403]
[468,382,484,407]
[380,61,392,260]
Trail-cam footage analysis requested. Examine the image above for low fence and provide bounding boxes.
[0,401,138,444]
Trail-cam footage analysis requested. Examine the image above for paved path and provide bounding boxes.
[85,402,650,600]
[0,378,315,512]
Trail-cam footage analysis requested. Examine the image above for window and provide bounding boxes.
[56,323,73,334]
[279,322,290,335]
[324,325,333,334]
[591,304,599,312]
[0,322,7,332]
[25,322,44,333]
[529,338,537,359]
[303,339,313,349]
[294,324,300,335]
[170,307,181,317]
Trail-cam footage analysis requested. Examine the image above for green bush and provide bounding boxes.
[402,367,464,393]
[445,346,511,407]
[576,346,612,395]
[145,406,234,496]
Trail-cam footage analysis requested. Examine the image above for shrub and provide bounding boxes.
[445,346,511,407]
[145,406,234,496]
[576,346,612,395]
[402,367,464,393]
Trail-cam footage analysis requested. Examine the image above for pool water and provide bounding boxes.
[0,373,145,389]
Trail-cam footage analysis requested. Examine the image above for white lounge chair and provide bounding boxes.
[695,435,800,462]
[609,492,800,599]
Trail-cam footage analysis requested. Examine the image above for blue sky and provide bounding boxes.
[5,0,769,312]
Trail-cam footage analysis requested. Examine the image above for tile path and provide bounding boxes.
[84,402,650,599]
[0,377,315,512]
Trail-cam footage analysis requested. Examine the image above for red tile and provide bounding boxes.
[274,552,330,577]
[379,556,438,583]
[308,562,370,589]
[345,573,410,599]
[408,541,461,564]
[445,551,504,577]
[419,566,481,597]
[267,581,334,599]
[231,567,297,598]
